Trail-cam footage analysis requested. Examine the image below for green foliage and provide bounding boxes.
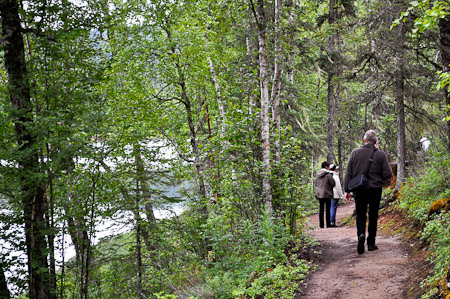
[154,292,199,299]
[420,213,450,298]
[393,1,449,34]
[398,150,450,221]
[394,0,450,125]
[232,262,310,299]
[199,224,313,299]
[154,292,179,299]
[397,148,450,297]
[61,206,314,299]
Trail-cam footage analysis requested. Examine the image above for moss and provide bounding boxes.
[428,198,450,218]
[434,275,450,298]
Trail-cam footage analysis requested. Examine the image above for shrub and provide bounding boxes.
[397,150,450,298]
[420,213,450,298]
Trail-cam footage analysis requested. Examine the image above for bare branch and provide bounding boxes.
[158,127,194,163]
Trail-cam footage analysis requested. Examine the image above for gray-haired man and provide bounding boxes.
[343,130,392,254]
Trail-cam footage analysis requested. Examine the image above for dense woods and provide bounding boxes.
[1,0,450,298]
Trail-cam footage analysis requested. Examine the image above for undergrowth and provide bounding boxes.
[198,217,317,299]
[396,149,450,298]
[152,211,319,299]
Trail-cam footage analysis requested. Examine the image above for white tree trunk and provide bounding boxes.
[205,32,227,138]
[271,0,283,165]
[255,0,273,215]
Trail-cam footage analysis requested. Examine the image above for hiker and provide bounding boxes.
[329,164,346,227]
[315,161,335,228]
[343,130,392,254]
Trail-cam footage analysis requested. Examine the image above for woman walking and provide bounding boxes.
[329,164,345,227]
[315,161,335,228]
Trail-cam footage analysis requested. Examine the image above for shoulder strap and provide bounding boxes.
[364,148,377,177]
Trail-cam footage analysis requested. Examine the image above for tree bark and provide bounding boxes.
[178,75,210,258]
[205,37,227,138]
[180,81,208,204]
[0,1,54,298]
[395,2,406,190]
[326,75,335,163]
[164,34,211,211]
[439,16,450,151]
[326,0,336,164]
[63,168,95,299]
[64,193,91,298]
[271,0,283,165]
[134,161,144,298]
[45,162,57,296]
[253,0,273,215]
[133,143,158,253]
[337,121,343,178]
[0,260,10,299]
[44,193,57,296]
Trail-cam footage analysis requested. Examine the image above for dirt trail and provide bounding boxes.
[297,201,414,299]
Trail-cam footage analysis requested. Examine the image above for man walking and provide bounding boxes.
[344,130,392,254]
[315,161,335,228]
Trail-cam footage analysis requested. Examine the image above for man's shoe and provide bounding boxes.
[368,244,378,251]
[328,224,338,227]
[357,234,365,254]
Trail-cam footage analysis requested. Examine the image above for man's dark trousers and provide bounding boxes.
[318,198,331,228]
[355,188,382,245]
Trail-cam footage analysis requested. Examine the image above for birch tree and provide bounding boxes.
[251,0,273,214]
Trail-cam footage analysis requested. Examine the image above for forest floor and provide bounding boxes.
[295,201,430,299]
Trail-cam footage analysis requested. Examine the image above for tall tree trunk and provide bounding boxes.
[63,169,95,299]
[395,2,406,190]
[181,81,208,203]
[134,161,144,298]
[337,121,343,178]
[253,0,273,215]
[326,76,335,163]
[133,143,158,253]
[439,16,450,151]
[0,260,10,299]
[45,159,57,296]
[135,221,144,298]
[271,0,283,165]
[166,41,209,206]
[203,96,221,203]
[311,155,315,194]
[64,194,91,298]
[326,0,336,164]
[81,182,99,299]
[45,193,57,296]
[179,77,210,258]
[0,2,54,298]
[205,30,227,138]
[286,0,295,84]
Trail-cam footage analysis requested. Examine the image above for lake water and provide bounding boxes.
[1,140,188,295]
[1,203,184,296]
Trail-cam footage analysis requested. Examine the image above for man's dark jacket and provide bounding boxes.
[343,144,392,192]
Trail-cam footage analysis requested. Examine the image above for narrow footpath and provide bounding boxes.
[297,201,416,299]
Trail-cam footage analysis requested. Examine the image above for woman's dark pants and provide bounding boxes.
[318,198,331,228]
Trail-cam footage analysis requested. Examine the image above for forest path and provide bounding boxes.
[296,201,415,299]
